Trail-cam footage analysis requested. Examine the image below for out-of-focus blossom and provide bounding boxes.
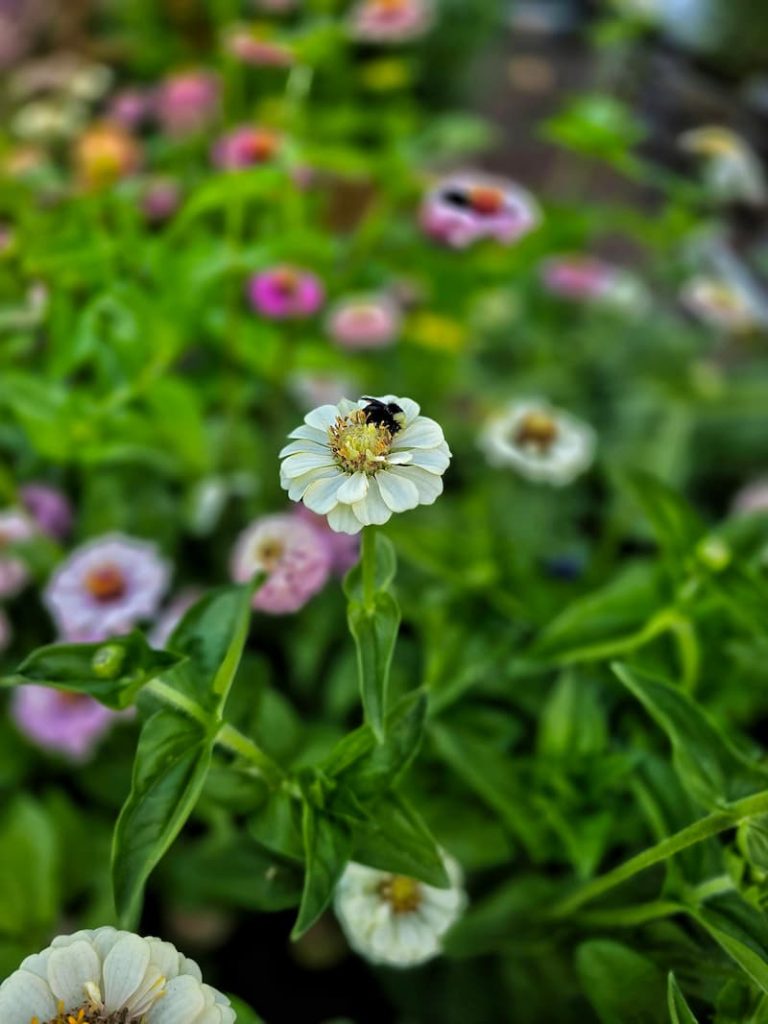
[11,686,122,761]
[20,482,72,539]
[541,255,648,314]
[280,395,450,535]
[334,854,465,967]
[289,372,358,411]
[680,126,767,208]
[247,265,325,319]
[732,478,768,517]
[11,98,87,141]
[421,172,540,249]
[141,177,182,223]
[74,122,142,190]
[681,276,765,334]
[480,400,596,486]
[44,533,170,637]
[327,294,401,349]
[67,63,113,102]
[109,87,152,129]
[225,25,294,66]
[0,926,236,1024]
[408,311,467,353]
[348,0,434,44]
[3,144,47,179]
[295,505,360,575]
[360,57,413,91]
[149,588,203,648]
[155,70,220,136]
[0,509,36,597]
[230,513,332,613]
[212,125,280,170]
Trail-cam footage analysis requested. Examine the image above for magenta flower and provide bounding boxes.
[212,125,279,171]
[230,513,331,614]
[541,256,617,301]
[155,70,220,137]
[247,265,324,319]
[108,87,151,129]
[141,177,182,223]
[20,482,72,539]
[0,508,36,598]
[11,685,122,761]
[327,294,401,349]
[295,505,360,576]
[43,533,171,637]
[421,172,540,249]
[348,0,434,43]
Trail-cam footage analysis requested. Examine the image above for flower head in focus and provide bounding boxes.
[44,533,171,637]
[11,686,124,761]
[247,265,325,319]
[0,925,235,1023]
[480,399,596,486]
[212,125,279,170]
[327,294,401,349]
[421,172,540,249]
[334,854,465,967]
[279,395,451,534]
[680,126,767,208]
[231,513,331,613]
[348,0,435,44]
[0,508,36,598]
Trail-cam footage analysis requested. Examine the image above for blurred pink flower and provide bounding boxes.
[348,0,434,43]
[226,29,294,66]
[541,256,617,301]
[155,70,220,137]
[0,508,36,597]
[11,685,122,761]
[44,533,171,637]
[212,125,280,170]
[141,177,182,223]
[327,294,401,349]
[421,173,540,249]
[247,265,325,319]
[108,87,151,129]
[295,505,359,576]
[230,513,331,614]
[20,482,72,539]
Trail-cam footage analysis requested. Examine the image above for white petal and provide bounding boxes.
[278,439,327,458]
[284,466,338,502]
[351,478,392,526]
[336,472,369,504]
[281,452,337,478]
[302,473,345,514]
[147,975,205,1024]
[47,941,100,1010]
[409,444,451,474]
[394,417,444,449]
[392,466,444,504]
[0,971,57,1024]
[326,503,365,534]
[376,471,420,513]
[386,450,412,465]
[103,933,151,1012]
[288,424,328,443]
[304,404,339,430]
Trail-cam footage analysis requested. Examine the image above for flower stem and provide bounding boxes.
[361,526,377,612]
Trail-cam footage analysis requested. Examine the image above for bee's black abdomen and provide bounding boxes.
[361,399,404,434]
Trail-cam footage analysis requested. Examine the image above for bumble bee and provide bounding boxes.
[361,398,406,434]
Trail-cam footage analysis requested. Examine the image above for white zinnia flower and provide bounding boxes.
[279,395,451,535]
[0,926,235,1024]
[680,275,765,334]
[680,126,767,208]
[480,399,596,486]
[334,856,466,967]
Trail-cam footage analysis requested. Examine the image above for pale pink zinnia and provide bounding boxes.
[11,685,122,761]
[225,28,294,67]
[20,482,72,539]
[155,70,220,137]
[0,508,36,597]
[247,265,325,319]
[348,0,434,43]
[44,533,171,637]
[230,513,331,614]
[541,256,618,301]
[212,125,279,171]
[327,294,401,349]
[421,172,540,249]
[295,505,360,576]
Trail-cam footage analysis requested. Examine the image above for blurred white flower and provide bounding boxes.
[11,98,86,141]
[680,126,767,207]
[0,926,235,1023]
[680,275,765,334]
[280,396,450,534]
[480,400,596,486]
[334,855,465,967]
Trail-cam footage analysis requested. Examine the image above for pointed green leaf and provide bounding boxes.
[576,939,666,1024]
[668,973,700,1024]
[347,591,400,741]
[292,805,351,939]
[689,894,768,994]
[352,795,449,888]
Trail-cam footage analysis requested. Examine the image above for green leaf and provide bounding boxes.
[622,471,704,564]
[6,632,182,710]
[690,895,768,994]
[668,973,700,1024]
[543,94,645,165]
[738,814,768,872]
[112,710,213,925]
[351,794,449,888]
[226,996,266,1024]
[615,663,768,809]
[536,671,607,759]
[249,791,305,863]
[342,533,396,600]
[576,939,666,1024]
[292,805,351,939]
[347,591,400,740]
[0,797,58,936]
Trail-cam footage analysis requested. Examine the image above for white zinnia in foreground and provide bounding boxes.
[0,926,235,1024]
[279,395,451,534]
[480,399,596,486]
[334,856,466,967]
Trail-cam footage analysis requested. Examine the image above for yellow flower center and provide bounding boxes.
[328,410,393,474]
[379,874,423,914]
[514,410,559,451]
[254,537,285,572]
